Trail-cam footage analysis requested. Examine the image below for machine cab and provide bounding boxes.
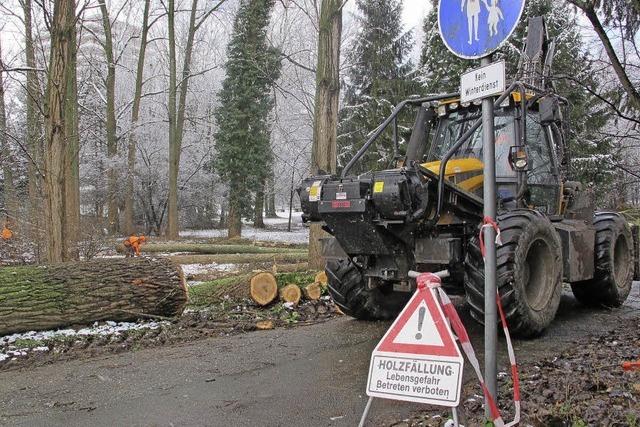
[422,97,564,215]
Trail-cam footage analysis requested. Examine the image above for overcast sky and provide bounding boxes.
[402,0,430,32]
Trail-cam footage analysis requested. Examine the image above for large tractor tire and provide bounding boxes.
[464,210,563,337]
[325,258,409,320]
[571,212,633,307]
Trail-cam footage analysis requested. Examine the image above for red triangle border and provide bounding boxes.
[375,288,461,358]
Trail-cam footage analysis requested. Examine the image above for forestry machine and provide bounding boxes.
[298,17,640,336]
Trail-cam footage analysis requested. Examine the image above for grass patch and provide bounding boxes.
[275,271,317,287]
[12,338,42,349]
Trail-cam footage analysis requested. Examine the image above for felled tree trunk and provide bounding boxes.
[0,258,187,336]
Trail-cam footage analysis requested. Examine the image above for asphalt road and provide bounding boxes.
[1,283,638,427]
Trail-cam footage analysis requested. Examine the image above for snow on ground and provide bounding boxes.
[0,321,167,346]
[180,211,309,244]
[181,263,238,277]
[0,321,169,362]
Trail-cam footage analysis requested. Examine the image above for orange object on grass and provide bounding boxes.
[623,361,640,371]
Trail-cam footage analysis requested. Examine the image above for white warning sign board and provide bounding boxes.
[366,287,464,406]
[460,60,506,104]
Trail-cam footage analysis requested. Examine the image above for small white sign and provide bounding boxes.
[368,355,463,405]
[460,61,506,104]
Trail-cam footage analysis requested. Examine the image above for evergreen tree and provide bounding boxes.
[214,0,281,238]
[337,0,416,174]
[417,0,613,198]
[417,0,469,93]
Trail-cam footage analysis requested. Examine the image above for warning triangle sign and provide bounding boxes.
[375,287,461,358]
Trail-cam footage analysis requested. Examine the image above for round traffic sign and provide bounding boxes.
[438,0,526,59]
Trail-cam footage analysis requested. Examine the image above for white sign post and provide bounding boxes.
[460,61,506,104]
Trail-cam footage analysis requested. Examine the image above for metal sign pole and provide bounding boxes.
[481,55,498,419]
[357,396,374,427]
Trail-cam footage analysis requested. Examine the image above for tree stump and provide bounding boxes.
[303,282,323,300]
[0,258,187,336]
[250,272,278,306]
[280,284,302,304]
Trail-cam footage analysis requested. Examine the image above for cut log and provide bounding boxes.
[250,272,278,306]
[279,284,302,304]
[303,282,323,300]
[315,271,328,288]
[0,258,187,336]
[116,243,303,255]
[169,252,308,265]
[256,320,274,330]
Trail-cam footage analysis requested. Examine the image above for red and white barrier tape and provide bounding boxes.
[479,216,502,259]
[416,273,520,427]
[496,291,521,427]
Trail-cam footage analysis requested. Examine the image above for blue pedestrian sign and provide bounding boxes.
[438,0,526,59]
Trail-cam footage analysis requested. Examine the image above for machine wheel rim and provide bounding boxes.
[613,235,631,286]
[524,238,555,312]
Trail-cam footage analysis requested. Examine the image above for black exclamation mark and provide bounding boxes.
[415,307,426,340]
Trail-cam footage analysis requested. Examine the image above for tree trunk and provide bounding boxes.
[218,202,227,228]
[99,0,119,235]
[227,195,242,238]
[168,0,200,239]
[44,0,74,263]
[116,242,303,255]
[308,0,343,270]
[265,171,278,217]
[0,40,16,227]
[64,2,80,261]
[254,183,265,228]
[167,0,178,237]
[124,0,151,235]
[23,0,44,260]
[0,258,187,336]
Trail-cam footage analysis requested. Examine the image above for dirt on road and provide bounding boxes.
[0,285,639,427]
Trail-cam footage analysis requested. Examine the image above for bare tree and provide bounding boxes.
[167,0,227,239]
[123,0,152,235]
[21,0,44,255]
[308,0,344,269]
[43,0,75,263]
[64,0,80,260]
[98,0,119,234]
[566,0,640,110]
[0,38,16,227]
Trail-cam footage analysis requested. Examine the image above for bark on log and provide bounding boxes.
[117,243,303,255]
[250,272,278,306]
[279,284,302,304]
[169,253,308,265]
[0,258,187,336]
[303,282,323,301]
